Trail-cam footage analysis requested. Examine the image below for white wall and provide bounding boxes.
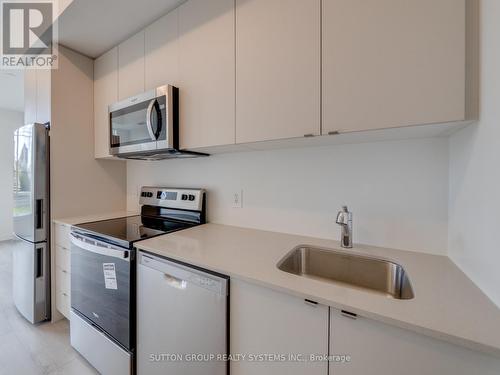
[449,0,500,307]
[50,46,127,220]
[0,109,24,240]
[128,137,449,255]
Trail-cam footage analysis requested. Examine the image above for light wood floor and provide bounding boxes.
[0,240,98,375]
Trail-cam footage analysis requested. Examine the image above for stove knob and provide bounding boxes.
[181,194,188,200]
[188,195,195,201]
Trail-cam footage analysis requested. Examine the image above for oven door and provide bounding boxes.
[70,231,134,350]
[109,88,167,156]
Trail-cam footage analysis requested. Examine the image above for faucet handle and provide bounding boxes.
[336,211,348,225]
[336,205,353,248]
[336,206,352,225]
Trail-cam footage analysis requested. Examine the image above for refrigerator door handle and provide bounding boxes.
[35,199,43,229]
[36,247,43,278]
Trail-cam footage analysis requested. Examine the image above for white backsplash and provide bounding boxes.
[127,137,449,255]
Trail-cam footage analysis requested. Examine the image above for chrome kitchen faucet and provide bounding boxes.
[336,206,353,248]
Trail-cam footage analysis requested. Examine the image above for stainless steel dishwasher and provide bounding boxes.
[137,251,229,375]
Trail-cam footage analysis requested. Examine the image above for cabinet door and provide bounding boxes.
[94,47,118,159]
[330,309,500,375]
[322,0,466,134]
[231,280,328,375]
[54,222,71,249]
[178,0,235,149]
[145,9,179,90]
[236,0,320,143]
[24,70,51,124]
[55,289,70,320]
[24,70,37,124]
[37,69,51,123]
[118,31,145,100]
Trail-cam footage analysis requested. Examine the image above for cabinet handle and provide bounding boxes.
[304,299,319,307]
[341,310,358,319]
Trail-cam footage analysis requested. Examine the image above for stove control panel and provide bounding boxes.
[139,187,205,212]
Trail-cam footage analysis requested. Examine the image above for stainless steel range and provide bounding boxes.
[69,187,206,375]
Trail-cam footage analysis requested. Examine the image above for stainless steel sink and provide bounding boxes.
[277,245,414,300]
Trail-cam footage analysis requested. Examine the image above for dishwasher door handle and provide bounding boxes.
[140,252,228,296]
[163,273,187,290]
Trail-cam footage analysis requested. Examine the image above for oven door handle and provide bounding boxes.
[70,232,130,261]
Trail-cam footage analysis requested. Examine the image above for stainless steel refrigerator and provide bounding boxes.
[13,123,51,324]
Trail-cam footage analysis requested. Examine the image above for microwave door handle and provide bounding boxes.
[146,99,158,141]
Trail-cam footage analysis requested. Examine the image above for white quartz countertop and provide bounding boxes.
[53,211,138,226]
[134,223,500,357]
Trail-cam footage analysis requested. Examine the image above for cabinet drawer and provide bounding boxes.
[56,266,70,294]
[54,223,71,249]
[55,245,70,271]
[56,289,71,320]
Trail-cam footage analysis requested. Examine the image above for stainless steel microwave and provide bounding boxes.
[108,85,206,160]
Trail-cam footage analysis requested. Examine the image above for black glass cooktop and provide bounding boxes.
[73,215,195,249]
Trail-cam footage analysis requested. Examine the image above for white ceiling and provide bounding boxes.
[58,0,185,58]
[0,70,24,112]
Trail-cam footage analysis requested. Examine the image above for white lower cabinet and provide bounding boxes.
[229,282,500,375]
[53,222,72,319]
[230,280,329,375]
[55,289,70,320]
[329,308,500,375]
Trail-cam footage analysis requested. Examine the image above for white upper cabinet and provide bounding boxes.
[235,0,321,143]
[118,30,145,100]
[93,0,472,155]
[230,280,329,375]
[178,0,235,149]
[24,70,37,124]
[322,0,467,134]
[24,70,51,124]
[94,47,118,159]
[37,70,51,123]
[145,9,179,90]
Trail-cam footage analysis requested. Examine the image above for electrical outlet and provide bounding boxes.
[232,190,243,208]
